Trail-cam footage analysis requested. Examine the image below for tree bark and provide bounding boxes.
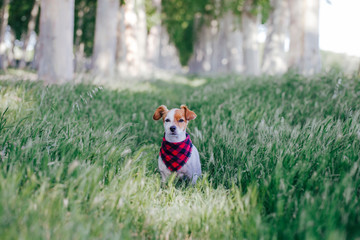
[38,0,74,84]
[0,0,10,70]
[19,0,40,69]
[117,0,148,76]
[92,0,119,76]
[136,0,147,67]
[288,0,321,75]
[242,0,260,76]
[31,40,40,70]
[262,0,289,75]
[187,16,212,74]
[217,11,243,73]
[116,6,126,64]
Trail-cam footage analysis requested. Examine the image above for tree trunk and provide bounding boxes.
[187,17,212,74]
[136,0,147,68]
[188,11,243,75]
[147,0,181,71]
[242,0,260,76]
[288,0,321,75]
[216,11,243,73]
[38,0,74,84]
[262,0,289,75]
[19,0,40,69]
[31,40,40,70]
[92,0,119,76]
[117,0,148,76]
[0,0,10,70]
[116,6,126,63]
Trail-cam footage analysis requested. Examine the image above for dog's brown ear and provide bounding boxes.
[181,105,197,121]
[153,105,168,120]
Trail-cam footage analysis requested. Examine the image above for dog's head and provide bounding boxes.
[153,105,197,141]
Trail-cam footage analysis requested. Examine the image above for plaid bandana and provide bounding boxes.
[159,133,193,172]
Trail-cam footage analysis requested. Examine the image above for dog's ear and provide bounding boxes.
[153,105,168,120]
[181,105,197,121]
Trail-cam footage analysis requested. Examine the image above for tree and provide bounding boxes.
[92,0,119,76]
[241,0,260,76]
[168,0,243,74]
[117,0,148,76]
[161,0,210,67]
[147,0,182,71]
[38,0,75,83]
[161,0,273,75]
[261,0,288,75]
[188,11,243,74]
[288,0,321,75]
[0,0,10,70]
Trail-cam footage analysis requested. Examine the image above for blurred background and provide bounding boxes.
[0,0,359,84]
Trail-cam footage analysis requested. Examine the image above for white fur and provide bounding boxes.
[158,145,201,185]
[158,108,201,184]
[163,109,186,142]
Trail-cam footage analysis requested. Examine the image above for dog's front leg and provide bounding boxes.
[191,174,199,185]
[160,171,167,183]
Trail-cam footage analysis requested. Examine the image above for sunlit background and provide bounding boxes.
[319,0,360,57]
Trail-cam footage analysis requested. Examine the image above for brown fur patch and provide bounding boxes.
[180,105,197,121]
[174,109,187,131]
[153,105,168,121]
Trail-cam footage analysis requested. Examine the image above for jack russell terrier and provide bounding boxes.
[153,105,201,184]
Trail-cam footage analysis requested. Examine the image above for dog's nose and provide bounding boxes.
[170,126,176,132]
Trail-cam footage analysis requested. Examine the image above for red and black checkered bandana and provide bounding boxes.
[159,133,193,172]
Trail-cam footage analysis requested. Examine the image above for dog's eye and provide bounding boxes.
[165,119,170,122]
[179,119,184,122]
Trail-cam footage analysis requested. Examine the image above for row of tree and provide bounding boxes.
[0,0,321,83]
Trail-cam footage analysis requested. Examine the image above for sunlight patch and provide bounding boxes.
[0,89,26,111]
[153,71,207,87]
[0,87,35,124]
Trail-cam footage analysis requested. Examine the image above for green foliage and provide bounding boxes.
[162,0,272,65]
[74,0,97,57]
[161,0,209,65]
[1,72,359,239]
[255,0,271,24]
[5,0,272,63]
[145,0,158,31]
[8,0,39,40]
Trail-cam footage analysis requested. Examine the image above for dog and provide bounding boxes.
[153,105,201,185]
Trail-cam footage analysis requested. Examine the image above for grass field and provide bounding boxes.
[0,72,360,239]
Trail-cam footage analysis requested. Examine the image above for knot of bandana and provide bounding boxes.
[159,133,193,171]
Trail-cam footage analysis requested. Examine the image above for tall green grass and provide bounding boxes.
[0,72,359,239]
